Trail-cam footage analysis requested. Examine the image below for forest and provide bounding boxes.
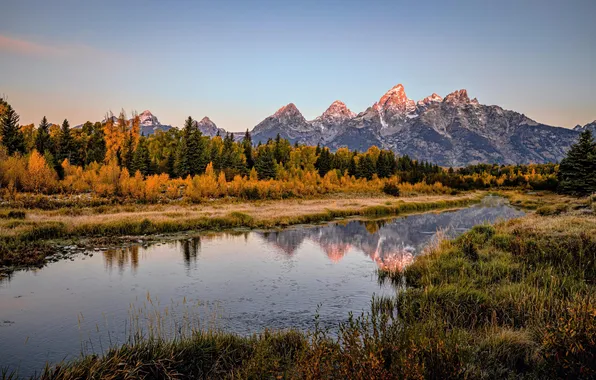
[2,97,590,204]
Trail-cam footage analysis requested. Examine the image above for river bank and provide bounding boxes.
[0,192,482,273]
[6,196,592,379]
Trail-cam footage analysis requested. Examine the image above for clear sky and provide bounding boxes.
[1,0,594,130]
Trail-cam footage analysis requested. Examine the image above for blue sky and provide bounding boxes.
[1,0,594,130]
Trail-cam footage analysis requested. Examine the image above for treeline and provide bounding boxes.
[0,98,575,201]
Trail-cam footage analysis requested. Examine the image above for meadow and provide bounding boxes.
[2,191,592,379]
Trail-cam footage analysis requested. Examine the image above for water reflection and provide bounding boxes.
[95,197,524,273]
[180,238,201,269]
[0,197,524,376]
[103,246,140,274]
[252,196,523,270]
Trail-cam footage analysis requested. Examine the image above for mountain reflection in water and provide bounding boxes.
[0,197,524,376]
[103,196,524,273]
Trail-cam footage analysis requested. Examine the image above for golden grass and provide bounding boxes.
[10,193,480,235]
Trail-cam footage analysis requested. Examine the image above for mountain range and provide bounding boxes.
[248,85,585,166]
[83,84,592,166]
[574,120,596,134]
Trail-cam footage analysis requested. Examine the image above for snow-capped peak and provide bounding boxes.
[378,84,410,107]
[274,103,300,117]
[271,103,307,124]
[321,100,356,120]
[417,93,443,107]
[196,116,223,137]
[443,89,472,105]
[138,110,160,126]
[198,116,215,125]
[374,83,417,116]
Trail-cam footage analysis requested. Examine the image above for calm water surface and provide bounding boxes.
[0,196,523,376]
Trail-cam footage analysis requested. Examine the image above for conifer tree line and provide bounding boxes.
[557,129,596,195]
[1,97,593,195]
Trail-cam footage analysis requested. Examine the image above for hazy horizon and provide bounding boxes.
[1,0,594,130]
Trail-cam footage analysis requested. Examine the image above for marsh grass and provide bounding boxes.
[0,196,478,269]
[5,210,595,379]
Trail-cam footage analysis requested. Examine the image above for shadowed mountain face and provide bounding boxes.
[75,84,587,165]
[575,120,596,134]
[250,85,583,166]
[137,110,172,135]
[256,196,524,270]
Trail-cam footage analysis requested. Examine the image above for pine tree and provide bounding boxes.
[176,117,206,177]
[315,147,332,176]
[348,154,357,177]
[356,154,376,180]
[121,132,135,172]
[254,145,277,179]
[166,151,176,178]
[243,129,254,169]
[273,134,291,164]
[0,103,25,155]
[132,136,152,176]
[56,119,74,164]
[558,130,596,195]
[376,150,396,178]
[35,116,52,154]
[86,122,107,164]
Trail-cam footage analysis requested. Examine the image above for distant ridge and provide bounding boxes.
[73,84,590,166]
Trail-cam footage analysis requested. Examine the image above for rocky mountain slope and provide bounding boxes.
[74,84,589,166]
[249,84,582,166]
[575,120,596,134]
[196,116,226,137]
[137,110,172,135]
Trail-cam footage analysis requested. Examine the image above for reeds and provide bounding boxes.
[4,195,594,379]
[1,196,478,269]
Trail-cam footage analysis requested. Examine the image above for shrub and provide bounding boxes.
[382,180,400,197]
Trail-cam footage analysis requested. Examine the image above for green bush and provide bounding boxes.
[382,182,400,197]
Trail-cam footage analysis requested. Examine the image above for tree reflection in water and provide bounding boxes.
[96,197,523,275]
[103,246,140,274]
[180,238,201,269]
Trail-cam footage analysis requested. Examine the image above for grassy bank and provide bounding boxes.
[8,205,593,379]
[0,193,480,270]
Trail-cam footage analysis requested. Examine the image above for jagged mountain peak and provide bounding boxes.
[417,93,443,107]
[138,110,161,126]
[321,100,356,120]
[443,89,473,105]
[274,103,301,117]
[196,116,225,137]
[575,120,596,133]
[374,83,416,118]
[198,116,214,124]
[378,84,410,106]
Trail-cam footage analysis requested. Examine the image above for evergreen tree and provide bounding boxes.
[254,145,277,179]
[121,132,135,172]
[377,150,396,178]
[56,119,73,164]
[132,136,152,176]
[0,103,25,155]
[166,151,176,178]
[273,134,291,164]
[242,129,254,169]
[222,133,234,168]
[348,154,357,177]
[315,147,332,176]
[86,122,107,164]
[558,130,596,195]
[35,116,52,154]
[176,117,206,177]
[356,154,376,180]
